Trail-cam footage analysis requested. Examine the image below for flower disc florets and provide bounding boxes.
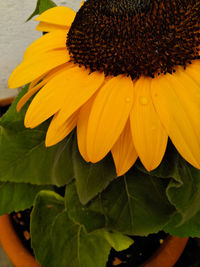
[67,0,200,78]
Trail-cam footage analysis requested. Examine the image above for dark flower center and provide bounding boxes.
[67,0,200,79]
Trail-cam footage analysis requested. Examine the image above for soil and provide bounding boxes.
[107,235,200,267]
[0,105,9,117]
[10,209,200,267]
[10,209,33,256]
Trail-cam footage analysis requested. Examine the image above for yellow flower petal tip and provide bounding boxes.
[112,120,138,177]
[35,6,76,27]
[24,121,33,129]
[45,139,54,147]
[45,111,78,147]
[115,168,129,177]
[24,112,36,128]
[8,49,70,89]
[143,164,158,173]
[80,1,85,7]
[8,72,18,89]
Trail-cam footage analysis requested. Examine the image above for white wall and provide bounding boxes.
[0,0,81,99]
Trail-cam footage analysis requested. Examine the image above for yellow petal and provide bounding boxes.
[151,69,200,169]
[35,6,76,26]
[28,75,44,91]
[87,75,134,163]
[24,30,68,59]
[80,1,85,7]
[17,63,71,111]
[130,76,168,171]
[24,65,75,128]
[54,68,105,127]
[185,60,200,87]
[45,110,79,147]
[112,120,138,176]
[17,85,41,112]
[77,94,97,162]
[8,49,70,88]
[17,74,47,110]
[36,22,67,32]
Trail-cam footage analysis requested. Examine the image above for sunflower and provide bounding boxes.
[8,0,200,176]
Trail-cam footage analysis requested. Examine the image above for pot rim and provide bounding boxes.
[0,214,189,267]
[140,234,188,267]
[0,97,15,107]
[0,214,40,267]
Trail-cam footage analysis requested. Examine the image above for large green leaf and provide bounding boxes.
[164,211,200,238]
[30,190,64,264]
[0,182,50,215]
[31,190,111,267]
[166,160,200,224]
[50,134,74,186]
[31,189,134,267]
[73,140,117,205]
[137,142,200,226]
[0,88,74,186]
[27,0,56,22]
[65,183,133,251]
[65,183,105,232]
[45,212,111,267]
[90,169,174,236]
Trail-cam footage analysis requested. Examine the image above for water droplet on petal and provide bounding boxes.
[196,92,200,98]
[126,97,131,103]
[140,97,148,105]
[152,125,156,131]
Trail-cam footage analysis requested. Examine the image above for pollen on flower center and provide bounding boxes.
[67,0,200,79]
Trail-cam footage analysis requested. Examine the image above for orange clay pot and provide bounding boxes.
[0,97,15,107]
[0,215,40,267]
[140,235,189,267]
[0,214,188,267]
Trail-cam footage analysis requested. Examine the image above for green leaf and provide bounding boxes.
[43,212,111,267]
[164,211,200,238]
[102,230,133,251]
[0,182,51,215]
[65,183,133,251]
[65,183,132,252]
[73,140,117,205]
[166,160,200,224]
[137,141,200,226]
[65,182,105,232]
[51,134,74,186]
[0,88,74,186]
[0,85,30,131]
[31,190,111,267]
[136,143,181,182]
[27,0,56,22]
[30,190,64,264]
[91,169,174,236]
[39,0,56,13]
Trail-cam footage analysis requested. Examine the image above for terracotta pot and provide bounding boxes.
[0,214,188,267]
[140,235,188,267]
[0,215,40,267]
[0,97,15,107]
